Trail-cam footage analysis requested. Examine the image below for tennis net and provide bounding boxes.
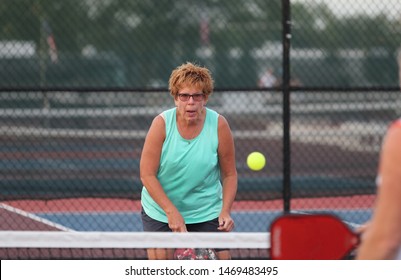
[0,231,269,260]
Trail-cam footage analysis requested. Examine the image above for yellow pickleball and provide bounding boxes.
[247,152,266,171]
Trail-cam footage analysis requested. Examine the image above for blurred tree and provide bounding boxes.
[0,0,399,88]
[0,0,90,52]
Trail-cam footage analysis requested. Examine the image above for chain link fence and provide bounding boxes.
[1,0,401,232]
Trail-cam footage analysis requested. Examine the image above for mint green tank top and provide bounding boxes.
[141,107,222,224]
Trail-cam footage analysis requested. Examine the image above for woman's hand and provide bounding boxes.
[218,212,235,232]
[167,209,187,232]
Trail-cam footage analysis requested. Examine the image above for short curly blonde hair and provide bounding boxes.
[168,62,214,97]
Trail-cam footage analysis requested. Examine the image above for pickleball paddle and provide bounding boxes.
[270,214,360,260]
[174,248,218,260]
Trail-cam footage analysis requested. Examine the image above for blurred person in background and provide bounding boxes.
[356,49,401,259]
[258,68,278,88]
[140,62,237,260]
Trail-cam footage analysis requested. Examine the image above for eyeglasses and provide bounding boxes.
[177,93,205,102]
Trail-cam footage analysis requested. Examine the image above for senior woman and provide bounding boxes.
[140,62,238,260]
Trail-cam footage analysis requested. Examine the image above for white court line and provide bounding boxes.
[0,203,75,232]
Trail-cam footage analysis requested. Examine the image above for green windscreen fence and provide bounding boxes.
[1,0,400,232]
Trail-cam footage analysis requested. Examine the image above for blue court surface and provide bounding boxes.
[35,209,372,232]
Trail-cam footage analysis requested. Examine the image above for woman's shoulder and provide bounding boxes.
[390,118,401,129]
[386,118,401,139]
[206,107,218,116]
[157,107,176,122]
[206,107,225,124]
[162,107,176,116]
[383,118,401,155]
